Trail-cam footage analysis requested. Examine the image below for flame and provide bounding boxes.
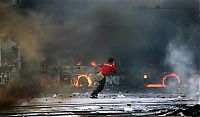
[162,73,181,87]
[143,74,148,79]
[75,74,93,87]
[145,73,181,88]
[90,60,97,67]
[76,61,82,66]
[146,83,164,88]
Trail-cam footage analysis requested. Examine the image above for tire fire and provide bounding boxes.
[162,73,181,87]
[145,73,181,88]
[74,74,93,87]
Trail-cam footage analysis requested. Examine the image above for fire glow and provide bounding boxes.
[146,83,164,88]
[162,73,181,87]
[90,60,97,67]
[74,74,93,87]
[76,61,82,66]
[146,73,181,88]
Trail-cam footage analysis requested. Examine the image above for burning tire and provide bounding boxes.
[162,73,181,88]
[77,76,89,87]
[74,74,93,87]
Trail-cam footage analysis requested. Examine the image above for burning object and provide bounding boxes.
[74,74,93,87]
[145,73,181,88]
[143,74,148,79]
[76,61,82,66]
[90,60,97,67]
[146,83,165,88]
[162,73,181,87]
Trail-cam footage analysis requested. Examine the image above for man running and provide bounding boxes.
[90,57,117,98]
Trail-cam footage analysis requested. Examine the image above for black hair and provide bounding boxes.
[108,57,114,62]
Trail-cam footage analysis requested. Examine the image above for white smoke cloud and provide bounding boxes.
[165,36,194,79]
[165,35,200,98]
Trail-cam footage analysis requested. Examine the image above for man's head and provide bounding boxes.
[108,57,114,63]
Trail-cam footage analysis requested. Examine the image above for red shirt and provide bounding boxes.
[99,62,116,76]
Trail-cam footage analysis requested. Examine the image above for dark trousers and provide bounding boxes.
[91,77,106,96]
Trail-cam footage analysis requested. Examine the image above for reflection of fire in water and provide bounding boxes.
[146,73,181,88]
[74,74,93,87]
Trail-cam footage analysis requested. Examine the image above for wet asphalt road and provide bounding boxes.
[0,92,199,116]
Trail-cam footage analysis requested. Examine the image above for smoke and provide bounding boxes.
[0,0,198,100]
[165,36,199,96]
[13,0,198,89]
[0,1,53,110]
[165,37,194,79]
[18,0,159,63]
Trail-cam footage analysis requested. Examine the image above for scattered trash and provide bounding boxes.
[125,90,129,93]
[123,107,134,112]
[75,106,100,110]
[127,104,131,107]
[53,94,57,98]
[177,112,185,116]
[181,95,185,97]
[132,105,147,112]
[177,96,182,98]
[117,95,125,98]
[73,93,79,95]
[2,92,199,116]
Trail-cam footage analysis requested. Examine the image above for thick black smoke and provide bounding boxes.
[18,0,199,89]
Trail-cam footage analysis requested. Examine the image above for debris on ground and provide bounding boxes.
[53,94,57,98]
[117,94,125,98]
[0,93,199,116]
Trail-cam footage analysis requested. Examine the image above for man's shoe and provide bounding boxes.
[90,95,97,99]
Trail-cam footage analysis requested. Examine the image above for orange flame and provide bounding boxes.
[146,83,164,88]
[75,74,93,87]
[145,73,181,88]
[90,60,97,67]
[76,61,82,66]
[162,73,181,87]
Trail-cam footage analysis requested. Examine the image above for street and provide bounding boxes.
[0,90,199,116]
